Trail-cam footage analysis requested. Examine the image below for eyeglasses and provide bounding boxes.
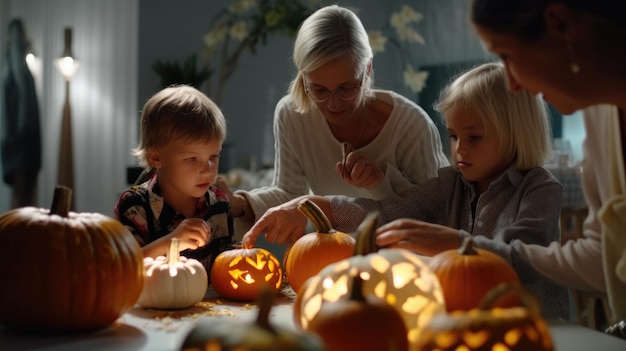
[303,75,363,102]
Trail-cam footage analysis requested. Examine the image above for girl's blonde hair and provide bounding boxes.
[288,5,375,113]
[434,62,552,170]
[133,85,227,169]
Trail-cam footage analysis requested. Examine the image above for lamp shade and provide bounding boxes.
[55,27,79,80]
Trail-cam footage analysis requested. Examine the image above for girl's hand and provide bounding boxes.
[242,197,309,248]
[336,150,384,189]
[375,218,461,256]
[168,218,212,252]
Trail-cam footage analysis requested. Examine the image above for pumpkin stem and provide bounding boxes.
[297,198,332,234]
[255,285,277,334]
[49,185,72,217]
[353,212,380,256]
[458,236,478,256]
[349,273,367,302]
[167,238,181,263]
[479,283,541,315]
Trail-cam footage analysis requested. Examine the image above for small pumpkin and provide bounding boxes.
[428,236,520,312]
[413,283,554,351]
[308,272,409,351]
[181,287,325,351]
[210,247,282,301]
[294,212,445,345]
[0,186,144,332]
[283,199,356,293]
[137,238,208,309]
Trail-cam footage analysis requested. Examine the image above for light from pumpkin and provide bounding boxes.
[428,236,520,312]
[308,272,409,351]
[283,199,356,293]
[0,186,144,332]
[181,287,325,351]
[137,238,208,309]
[413,283,554,351]
[294,212,446,345]
[210,247,282,301]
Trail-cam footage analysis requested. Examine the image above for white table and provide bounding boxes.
[1,290,625,351]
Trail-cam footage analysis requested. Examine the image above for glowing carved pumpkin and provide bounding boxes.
[284,199,356,293]
[0,186,144,332]
[137,238,208,309]
[308,273,409,351]
[210,247,282,301]
[295,212,446,344]
[413,283,554,351]
[429,236,520,312]
[181,287,325,351]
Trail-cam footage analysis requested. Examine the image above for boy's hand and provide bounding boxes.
[169,218,211,251]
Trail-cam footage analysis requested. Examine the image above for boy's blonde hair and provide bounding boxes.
[133,85,227,168]
[434,62,552,170]
[288,5,375,114]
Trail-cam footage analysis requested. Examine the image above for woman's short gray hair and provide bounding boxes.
[287,5,375,113]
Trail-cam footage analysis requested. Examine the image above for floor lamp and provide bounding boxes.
[55,27,78,206]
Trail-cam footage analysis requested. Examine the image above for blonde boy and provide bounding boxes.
[114,85,232,274]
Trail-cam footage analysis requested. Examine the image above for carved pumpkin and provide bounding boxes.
[137,238,208,309]
[294,212,445,344]
[210,247,282,301]
[413,283,554,351]
[429,237,520,312]
[181,287,325,351]
[0,186,144,332]
[284,199,356,293]
[308,273,409,351]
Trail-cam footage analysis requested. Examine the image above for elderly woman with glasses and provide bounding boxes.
[219,5,448,240]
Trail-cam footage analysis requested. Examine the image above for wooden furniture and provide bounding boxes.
[547,163,610,330]
[560,207,611,330]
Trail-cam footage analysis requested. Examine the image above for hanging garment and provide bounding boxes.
[1,18,41,207]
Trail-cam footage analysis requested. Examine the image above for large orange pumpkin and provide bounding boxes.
[283,199,355,293]
[428,236,520,312]
[0,186,144,332]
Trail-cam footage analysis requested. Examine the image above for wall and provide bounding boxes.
[137,0,493,170]
[0,0,586,216]
[0,0,138,215]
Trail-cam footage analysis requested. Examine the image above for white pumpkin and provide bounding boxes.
[137,238,208,309]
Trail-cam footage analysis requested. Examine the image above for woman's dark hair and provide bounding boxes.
[469,0,626,40]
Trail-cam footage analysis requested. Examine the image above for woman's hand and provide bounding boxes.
[241,196,313,248]
[336,150,384,188]
[375,218,461,256]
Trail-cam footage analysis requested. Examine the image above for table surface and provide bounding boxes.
[2,289,625,351]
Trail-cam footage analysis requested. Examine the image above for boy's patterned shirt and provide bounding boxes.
[114,173,234,274]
